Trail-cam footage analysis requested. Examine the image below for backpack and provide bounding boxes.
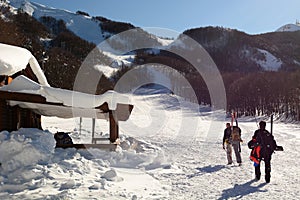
[250,145,261,165]
[54,132,73,145]
[231,126,241,141]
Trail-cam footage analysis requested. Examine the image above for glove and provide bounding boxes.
[275,146,284,151]
[253,162,259,167]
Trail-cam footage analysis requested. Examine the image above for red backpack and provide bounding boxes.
[249,138,261,165]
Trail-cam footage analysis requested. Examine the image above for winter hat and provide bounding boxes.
[259,121,266,127]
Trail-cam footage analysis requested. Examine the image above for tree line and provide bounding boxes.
[130,50,300,121]
[224,71,300,121]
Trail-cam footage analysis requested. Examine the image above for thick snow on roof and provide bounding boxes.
[0,75,131,118]
[0,43,49,86]
[0,43,33,75]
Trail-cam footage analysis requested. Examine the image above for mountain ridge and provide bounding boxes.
[6,0,300,72]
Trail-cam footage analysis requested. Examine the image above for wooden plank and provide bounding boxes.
[0,90,46,102]
[55,143,117,150]
[92,138,110,144]
[0,90,63,106]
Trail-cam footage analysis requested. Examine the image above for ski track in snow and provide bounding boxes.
[0,93,299,199]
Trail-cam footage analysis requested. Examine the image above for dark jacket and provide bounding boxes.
[223,127,231,145]
[223,126,241,145]
[252,129,277,160]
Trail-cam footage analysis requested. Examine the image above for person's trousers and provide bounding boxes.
[232,141,242,163]
[226,144,232,164]
[255,159,271,181]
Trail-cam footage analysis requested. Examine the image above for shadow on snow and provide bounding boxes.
[218,179,267,200]
[187,165,268,199]
[187,165,225,178]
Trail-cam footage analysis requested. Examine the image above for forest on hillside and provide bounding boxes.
[132,50,300,121]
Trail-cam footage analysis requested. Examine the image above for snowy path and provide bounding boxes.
[121,94,300,199]
[142,116,300,200]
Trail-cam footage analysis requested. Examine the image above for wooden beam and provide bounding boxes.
[115,103,134,121]
[0,90,63,106]
[96,102,109,112]
[109,110,119,143]
[0,90,46,102]
[55,143,117,150]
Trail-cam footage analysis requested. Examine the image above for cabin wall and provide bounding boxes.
[0,99,41,132]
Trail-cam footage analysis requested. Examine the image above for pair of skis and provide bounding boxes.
[231,111,241,152]
[270,114,284,151]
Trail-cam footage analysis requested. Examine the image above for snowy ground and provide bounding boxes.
[0,91,299,199]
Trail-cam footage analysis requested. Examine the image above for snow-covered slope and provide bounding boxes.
[252,48,282,71]
[8,0,170,48]
[0,91,299,199]
[9,0,104,45]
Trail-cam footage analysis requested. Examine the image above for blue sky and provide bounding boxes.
[32,0,300,37]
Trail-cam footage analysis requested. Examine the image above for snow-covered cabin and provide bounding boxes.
[0,43,133,148]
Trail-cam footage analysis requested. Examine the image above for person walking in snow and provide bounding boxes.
[223,123,242,165]
[249,121,277,183]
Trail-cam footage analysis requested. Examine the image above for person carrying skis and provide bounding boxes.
[223,123,242,165]
[248,121,277,183]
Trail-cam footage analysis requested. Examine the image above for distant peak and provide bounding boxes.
[276,21,300,32]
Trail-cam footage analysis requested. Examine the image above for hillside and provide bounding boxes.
[181,26,300,72]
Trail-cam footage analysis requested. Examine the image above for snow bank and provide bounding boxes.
[0,128,55,173]
[0,128,55,194]
[0,126,168,199]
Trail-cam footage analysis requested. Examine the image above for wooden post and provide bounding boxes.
[92,118,95,143]
[109,110,118,143]
[79,117,82,135]
[271,114,274,134]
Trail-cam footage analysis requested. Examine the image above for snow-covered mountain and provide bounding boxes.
[276,23,300,32]
[5,0,170,74]
[8,0,169,48]
[10,0,104,44]
[177,26,300,72]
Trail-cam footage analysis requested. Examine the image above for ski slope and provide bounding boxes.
[0,91,299,199]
